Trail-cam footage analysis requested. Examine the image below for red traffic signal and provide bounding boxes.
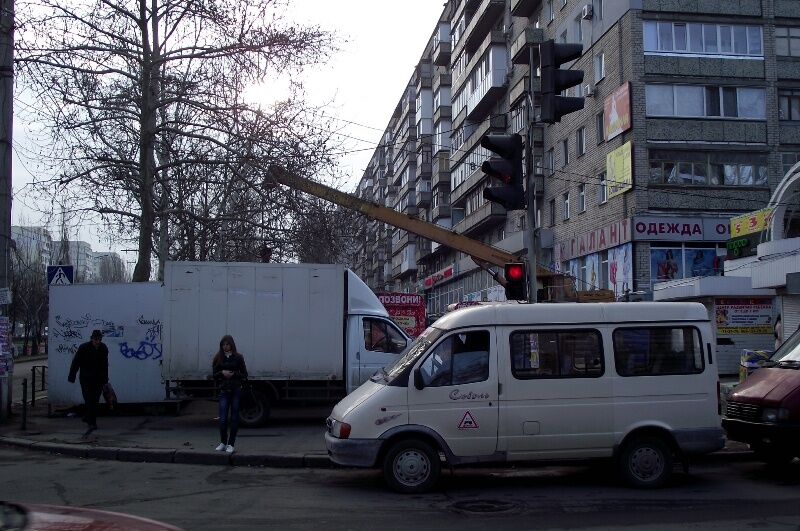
[504,262,528,301]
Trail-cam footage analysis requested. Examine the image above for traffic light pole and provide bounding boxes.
[526,45,538,304]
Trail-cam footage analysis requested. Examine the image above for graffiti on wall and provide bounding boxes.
[52,312,162,362]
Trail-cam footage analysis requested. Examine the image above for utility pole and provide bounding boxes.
[0,0,12,423]
[526,45,538,303]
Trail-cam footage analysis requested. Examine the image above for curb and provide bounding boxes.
[0,436,333,468]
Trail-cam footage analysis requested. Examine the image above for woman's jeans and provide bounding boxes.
[218,387,241,446]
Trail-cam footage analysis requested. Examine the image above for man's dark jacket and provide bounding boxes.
[68,341,109,386]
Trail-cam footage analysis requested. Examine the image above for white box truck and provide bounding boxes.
[162,262,410,425]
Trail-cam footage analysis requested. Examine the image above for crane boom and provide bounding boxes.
[270,165,519,268]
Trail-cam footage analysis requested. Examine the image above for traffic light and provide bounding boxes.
[481,133,525,211]
[504,262,528,301]
[539,39,585,124]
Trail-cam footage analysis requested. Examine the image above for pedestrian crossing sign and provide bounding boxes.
[47,265,74,286]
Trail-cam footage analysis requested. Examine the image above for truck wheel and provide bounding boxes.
[618,436,673,488]
[383,439,440,494]
[239,388,270,427]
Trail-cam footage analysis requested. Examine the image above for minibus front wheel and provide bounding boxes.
[383,439,441,494]
[618,436,673,488]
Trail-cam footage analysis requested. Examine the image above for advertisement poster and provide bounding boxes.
[715,298,773,335]
[585,254,600,290]
[608,243,633,299]
[604,82,632,141]
[650,248,683,285]
[686,248,719,277]
[730,207,774,238]
[377,293,427,338]
[607,141,633,199]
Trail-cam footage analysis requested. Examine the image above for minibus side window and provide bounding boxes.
[419,330,490,387]
[510,330,603,379]
[613,326,704,376]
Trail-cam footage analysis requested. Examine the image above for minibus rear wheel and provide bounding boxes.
[383,439,441,494]
[618,436,673,488]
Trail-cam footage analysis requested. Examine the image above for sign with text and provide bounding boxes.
[558,218,632,261]
[606,141,633,199]
[730,207,774,238]
[422,264,456,289]
[377,293,427,338]
[603,82,631,141]
[633,216,731,241]
[715,298,773,335]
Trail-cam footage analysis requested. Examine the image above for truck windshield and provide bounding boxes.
[775,328,800,364]
[380,326,445,383]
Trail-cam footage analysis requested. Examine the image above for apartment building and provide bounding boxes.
[351,0,800,321]
[52,240,95,282]
[10,226,53,269]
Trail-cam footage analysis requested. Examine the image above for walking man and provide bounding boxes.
[68,330,109,437]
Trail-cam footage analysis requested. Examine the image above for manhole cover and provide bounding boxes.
[451,500,517,514]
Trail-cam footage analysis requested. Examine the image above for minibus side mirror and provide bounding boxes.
[391,338,407,354]
[413,368,424,390]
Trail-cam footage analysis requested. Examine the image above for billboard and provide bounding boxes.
[730,207,774,238]
[377,293,427,338]
[603,82,632,141]
[607,141,633,199]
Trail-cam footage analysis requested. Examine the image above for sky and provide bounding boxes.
[10,0,447,264]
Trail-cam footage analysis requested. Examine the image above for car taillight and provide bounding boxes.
[339,422,351,439]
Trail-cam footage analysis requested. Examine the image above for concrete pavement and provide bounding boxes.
[0,399,333,467]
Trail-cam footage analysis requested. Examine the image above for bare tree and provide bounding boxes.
[95,253,127,283]
[16,0,338,280]
[9,231,48,357]
[292,198,364,264]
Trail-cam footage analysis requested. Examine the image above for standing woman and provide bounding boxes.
[212,335,248,453]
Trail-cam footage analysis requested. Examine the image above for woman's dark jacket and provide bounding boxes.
[212,353,248,391]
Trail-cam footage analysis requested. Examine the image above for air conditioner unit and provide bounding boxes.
[584,83,595,97]
[581,4,594,19]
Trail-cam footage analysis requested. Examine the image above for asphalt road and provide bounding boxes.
[1,447,798,530]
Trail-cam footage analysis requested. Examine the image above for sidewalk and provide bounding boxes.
[0,399,332,468]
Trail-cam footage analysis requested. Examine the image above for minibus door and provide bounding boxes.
[408,328,498,457]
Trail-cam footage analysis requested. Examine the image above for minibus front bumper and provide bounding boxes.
[325,432,382,467]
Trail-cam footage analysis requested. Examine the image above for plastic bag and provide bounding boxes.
[102,382,118,409]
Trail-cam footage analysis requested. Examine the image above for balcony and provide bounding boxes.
[433,71,451,94]
[465,46,507,121]
[508,71,535,108]
[416,190,432,207]
[511,27,544,65]
[458,0,505,57]
[511,0,541,17]
[433,37,451,66]
[453,202,506,236]
[452,30,506,94]
[432,204,452,221]
[434,105,452,126]
[432,152,450,187]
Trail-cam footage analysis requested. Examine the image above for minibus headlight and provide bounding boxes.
[761,408,789,423]
[331,419,351,439]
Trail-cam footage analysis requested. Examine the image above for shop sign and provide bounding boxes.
[423,264,456,289]
[730,207,774,238]
[726,232,763,259]
[559,218,631,261]
[633,216,730,241]
[377,293,427,338]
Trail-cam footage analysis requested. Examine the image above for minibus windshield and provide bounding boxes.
[376,326,445,384]
[775,328,800,365]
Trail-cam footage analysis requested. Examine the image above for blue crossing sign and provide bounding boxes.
[47,265,74,286]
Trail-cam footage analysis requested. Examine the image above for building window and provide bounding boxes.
[578,184,586,212]
[595,111,604,143]
[779,89,800,121]
[782,152,800,176]
[561,30,568,44]
[548,0,554,22]
[546,148,555,175]
[575,16,583,43]
[594,52,605,82]
[561,139,569,167]
[595,0,603,20]
[549,198,556,226]
[648,149,768,187]
[562,192,571,220]
[576,127,586,156]
[775,26,800,57]
[645,84,765,119]
[598,172,608,203]
[644,22,763,56]
[562,0,568,7]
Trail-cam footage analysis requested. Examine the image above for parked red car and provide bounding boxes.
[723,328,800,464]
